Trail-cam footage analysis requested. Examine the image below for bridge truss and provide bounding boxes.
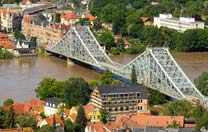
[46,26,207,106]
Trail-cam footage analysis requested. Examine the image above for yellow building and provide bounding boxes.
[84,103,101,123]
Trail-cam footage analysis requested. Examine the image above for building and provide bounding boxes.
[90,84,149,119]
[0,32,15,49]
[61,11,80,25]
[23,15,68,46]
[85,114,187,132]
[154,14,205,32]
[44,97,65,116]
[0,7,23,32]
[84,103,101,123]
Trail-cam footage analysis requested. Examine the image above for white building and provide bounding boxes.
[44,97,65,116]
[154,14,205,32]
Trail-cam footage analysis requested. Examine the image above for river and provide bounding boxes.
[0,52,207,101]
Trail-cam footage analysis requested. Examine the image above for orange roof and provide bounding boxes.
[29,99,45,107]
[62,12,80,20]
[0,32,15,49]
[86,14,96,21]
[87,122,106,132]
[83,103,96,115]
[105,114,184,130]
[131,114,184,128]
[46,115,64,127]
[13,103,32,114]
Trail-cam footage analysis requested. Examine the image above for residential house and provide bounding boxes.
[84,103,101,122]
[61,12,80,25]
[44,97,65,116]
[85,114,186,132]
[90,84,149,120]
[0,32,15,49]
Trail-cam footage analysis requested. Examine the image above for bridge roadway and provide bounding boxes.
[46,25,208,108]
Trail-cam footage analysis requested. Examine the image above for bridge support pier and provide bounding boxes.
[66,58,74,66]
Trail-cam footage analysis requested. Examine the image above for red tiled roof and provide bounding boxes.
[0,32,15,49]
[29,99,45,107]
[13,103,32,114]
[46,115,64,127]
[87,122,106,132]
[105,114,184,130]
[62,12,80,20]
[83,103,96,115]
[86,14,96,21]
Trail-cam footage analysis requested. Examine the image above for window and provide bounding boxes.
[138,106,143,110]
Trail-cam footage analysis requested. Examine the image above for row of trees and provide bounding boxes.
[35,77,91,108]
[161,100,208,129]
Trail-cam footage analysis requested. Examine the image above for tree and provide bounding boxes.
[15,115,36,129]
[195,72,208,96]
[36,125,55,132]
[75,105,87,132]
[167,120,180,128]
[63,78,91,107]
[131,65,137,84]
[35,78,64,100]
[99,31,115,50]
[100,110,108,124]
[64,119,74,132]
[14,31,26,41]
[3,98,14,106]
[162,100,193,118]
[149,89,169,105]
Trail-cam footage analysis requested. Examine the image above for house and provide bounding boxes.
[84,103,101,122]
[44,97,65,116]
[0,32,15,49]
[0,7,23,32]
[90,84,149,120]
[37,115,64,128]
[61,12,80,25]
[85,114,186,132]
[153,14,205,32]
[13,103,32,114]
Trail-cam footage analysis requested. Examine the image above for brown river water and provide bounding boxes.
[0,52,207,101]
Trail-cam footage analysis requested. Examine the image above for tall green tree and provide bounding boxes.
[131,65,137,84]
[64,119,74,132]
[99,31,115,50]
[195,72,208,96]
[75,105,87,132]
[64,78,91,107]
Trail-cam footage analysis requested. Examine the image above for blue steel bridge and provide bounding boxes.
[46,26,207,107]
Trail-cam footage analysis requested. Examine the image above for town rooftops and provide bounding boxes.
[97,84,147,95]
[45,97,62,108]
[62,12,80,20]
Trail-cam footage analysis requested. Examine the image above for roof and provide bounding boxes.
[13,103,32,114]
[30,13,49,26]
[83,103,97,115]
[85,14,96,21]
[104,114,184,130]
[62,12,80,20]
[45,97,62,106]
[0,33,15,49]
[97,84,147,96]
[86,122,106,132]
[46,115,64,127]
